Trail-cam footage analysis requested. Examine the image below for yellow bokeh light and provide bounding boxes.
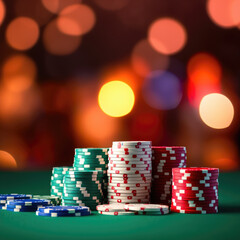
[199,93,234,129]
[98,81,135,117]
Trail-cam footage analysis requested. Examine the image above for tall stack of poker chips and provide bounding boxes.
[151,146,187,205]
[108,141,152,204]
[62,170,104,210]
[171,168,219,214]
[73,148,108,202]
[50,167,73,197]
[0,194,32,209]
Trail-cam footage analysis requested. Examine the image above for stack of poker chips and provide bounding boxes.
[0,194,32,209]
[96,203,169,216]
[62,170,104,210]
[151,146,187,205]
[2,199,52,212]
[73,148,108,202]
[108,141,152,204]
[36,206,91,217]
[171,168,219,214]
[50,167,73,197]
[32,195,61,206]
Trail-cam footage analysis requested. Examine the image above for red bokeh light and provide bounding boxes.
[187,53,222,107]
[148,18,187,55]
[6,17,40,51]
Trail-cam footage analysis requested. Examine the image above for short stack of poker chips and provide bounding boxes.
[97,203,138,215]
[171,168,219,214]
[73,148,108,202]
[0,194,32,209]
[108,141,152,204]
[151,146,187,205]
[62,170,104,210]
[124,203,169,215]
[32,195,61,206]
[36,206,91,217]
[50,167,73,197]
[96,203,169,216]
[2,199,52,212]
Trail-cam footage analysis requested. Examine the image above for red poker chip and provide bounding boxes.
[152,164,186,168]
[170,206,218,214]
[152,146,186,150]
[152,154,187,159]
[172,190,218,196]
[172,179,218,185]
[171,202,218,209]
[172,172,219,178]
[171,195,218,201]
[171,199,218,207]
[172,167,219,174]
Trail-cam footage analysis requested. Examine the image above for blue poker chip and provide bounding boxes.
[3,206,38,212]
[38,206,90,214]
[7,199,52,207]
[36,210,91,217]
[0,194,32,200]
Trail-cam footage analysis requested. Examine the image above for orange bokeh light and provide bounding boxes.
[131,39,169,77]
[72,104,119,146]
[148,18,187,55]
[43,20,81,55]
[41,0,81,14]
[203,138,239,171]
[57,4,96,36]
[6,17,40,51]
[0,0,5,25]
[0,150,17,170]
[187,53,222,106]
[207,0,240,28]
[94,0,129,11]
[1,54,36,92]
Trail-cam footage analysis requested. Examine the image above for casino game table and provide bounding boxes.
[0,171,240,240]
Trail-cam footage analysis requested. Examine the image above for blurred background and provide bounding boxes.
[0,0,239,171]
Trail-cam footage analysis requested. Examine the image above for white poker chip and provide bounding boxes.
[124,204,169,212]
[108,199,149,204]
[98,211,138,215]
[96,204,125,212]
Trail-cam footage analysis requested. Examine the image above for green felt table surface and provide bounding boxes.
[0,171,240,240]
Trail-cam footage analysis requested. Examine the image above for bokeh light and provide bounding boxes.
[1,54,37,92]
[6,17,40,51]
[131,39,169,77]
[199,93,234,129]
[98,80,135,117]
[73,104,119,146]
[0,151,17,170]
[187,53,222,107]
[41,0,81,14]
[43,20,81,55]
[207,0,240,28]
[94,0,129,11]
[148,18,187,55]
[143,70,182,110]
[0,0,5,25]
[57,4,96,36]
[203,138,239,171]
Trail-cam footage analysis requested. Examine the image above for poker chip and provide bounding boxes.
[36,210,91,217]
[38,206,90,213]
[98,211,138,215]
[171,167,219,214]
[0,194,32,201]
[124,204,169,212]
[96,203,126,212]
[151,146,187,205]
[51,167,73,197]
[7,199,52,207]
[3,199,52,212]
[62,169,105,210]
[32,195,61,206]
